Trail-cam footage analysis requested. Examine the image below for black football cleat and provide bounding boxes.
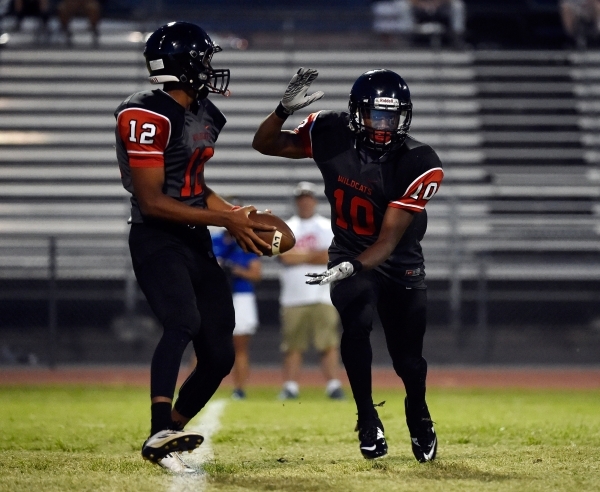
[356,418,388,459]
[405,397,437,463]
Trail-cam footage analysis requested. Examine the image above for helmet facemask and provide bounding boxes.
[351,98,412,152]
[162,45,230,95]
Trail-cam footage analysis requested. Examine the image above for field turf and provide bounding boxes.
[0,385,599,491]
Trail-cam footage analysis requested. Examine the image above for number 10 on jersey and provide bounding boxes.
[334,188,376,236]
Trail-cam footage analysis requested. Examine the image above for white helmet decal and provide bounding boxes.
[373,97,399,109]
[149,59,164,71]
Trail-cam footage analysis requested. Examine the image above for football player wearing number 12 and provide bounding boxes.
[114,22,274,473]
[253,68,443,462]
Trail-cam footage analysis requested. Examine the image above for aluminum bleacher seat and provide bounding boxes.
[0,21,598,289]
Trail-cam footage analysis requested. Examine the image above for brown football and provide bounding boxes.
[248,210,296,257]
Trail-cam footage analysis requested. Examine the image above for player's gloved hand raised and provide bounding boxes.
[279,68,324,116]
[305,260,362,286]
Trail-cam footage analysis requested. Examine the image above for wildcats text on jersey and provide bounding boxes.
[337,175,373,196]
[193,131,212,142]
[292,109,443,284]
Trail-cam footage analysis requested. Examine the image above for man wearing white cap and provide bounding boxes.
[277,181,345,400]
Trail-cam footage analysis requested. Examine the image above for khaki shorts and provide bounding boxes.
[280,303,340,353]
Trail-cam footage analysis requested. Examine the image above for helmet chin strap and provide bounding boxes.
[196,85,209,101]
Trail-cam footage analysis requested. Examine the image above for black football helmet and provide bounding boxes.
[144,21,230,95]
[349,69,412,152]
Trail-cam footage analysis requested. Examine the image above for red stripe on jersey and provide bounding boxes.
[117,108,171,168]
[389,167,444,212]
[293,112,320,158]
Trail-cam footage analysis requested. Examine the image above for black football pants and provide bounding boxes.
[330,270,428,422]
[129,223,235,420]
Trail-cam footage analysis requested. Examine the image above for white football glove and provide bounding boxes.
[306,261,355,286]
[280,67,325,115]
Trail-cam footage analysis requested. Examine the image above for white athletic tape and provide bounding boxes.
[169,399,228,492]
[272,230,282,255]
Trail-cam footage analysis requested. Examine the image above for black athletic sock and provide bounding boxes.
[150,401,173,436]
[357,409,380,429]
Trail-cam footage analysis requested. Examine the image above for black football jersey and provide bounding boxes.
[295,110,444,285]
[114,89,226,223]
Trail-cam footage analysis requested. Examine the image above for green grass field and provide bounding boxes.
[0,385,599,491]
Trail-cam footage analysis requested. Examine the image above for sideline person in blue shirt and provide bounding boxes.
[212,228,262,399]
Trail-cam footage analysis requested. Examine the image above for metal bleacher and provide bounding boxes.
[0,19,599,328]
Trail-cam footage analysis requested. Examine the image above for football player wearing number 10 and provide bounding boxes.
[253,68,443,462]
[114,22,274,473]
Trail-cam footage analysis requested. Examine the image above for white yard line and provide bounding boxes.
[169,399,228,492]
